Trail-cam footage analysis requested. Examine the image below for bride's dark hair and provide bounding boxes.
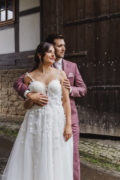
[33,42,54,70]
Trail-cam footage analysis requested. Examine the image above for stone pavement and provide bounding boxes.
[0,135,120,179]
[79,137,120,166]
[80,160,120,180]
[1,119,120,167]
[1,119,120,178]
[0,136,120,180]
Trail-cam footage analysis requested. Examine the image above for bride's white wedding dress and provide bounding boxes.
[2,72,73,180]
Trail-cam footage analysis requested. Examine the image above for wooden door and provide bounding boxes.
[42,0,120,136]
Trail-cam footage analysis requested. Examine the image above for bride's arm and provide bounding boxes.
[60,71,72,141]
[24,75,34,109]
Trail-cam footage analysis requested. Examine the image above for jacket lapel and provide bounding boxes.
[62,59,69,75]
[53,59,70,75]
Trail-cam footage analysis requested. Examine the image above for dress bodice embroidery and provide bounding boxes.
[26,72,62,102]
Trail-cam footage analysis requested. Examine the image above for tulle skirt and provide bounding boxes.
[1,104,73,180]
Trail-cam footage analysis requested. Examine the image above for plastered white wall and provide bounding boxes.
[19,13,40,52]
[0,28,15,54]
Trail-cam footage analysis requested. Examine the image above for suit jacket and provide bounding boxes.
[13,59,87,124]
[62,59,87,124]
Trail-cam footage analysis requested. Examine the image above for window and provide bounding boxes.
[0,0,15,26]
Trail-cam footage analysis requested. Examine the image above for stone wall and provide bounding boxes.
[0,69,27,122]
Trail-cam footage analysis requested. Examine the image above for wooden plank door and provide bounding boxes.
[42,0,120,136]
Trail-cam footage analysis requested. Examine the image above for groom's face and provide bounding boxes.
[54,39,66,60]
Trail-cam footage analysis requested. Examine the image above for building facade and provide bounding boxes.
[0,0,41,122]
[0,0,120,136]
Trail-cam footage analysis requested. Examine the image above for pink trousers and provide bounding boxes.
[72,123,80,180]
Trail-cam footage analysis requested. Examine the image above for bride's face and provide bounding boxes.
[43,46,55,65]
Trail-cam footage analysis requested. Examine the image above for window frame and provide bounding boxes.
[0,0,15,27]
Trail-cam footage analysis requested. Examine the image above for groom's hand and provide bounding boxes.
[27,92,48,106]
[63,78,71,92]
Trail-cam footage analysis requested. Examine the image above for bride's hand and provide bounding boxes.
[63,124,72,141]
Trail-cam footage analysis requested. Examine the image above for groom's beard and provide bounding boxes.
[55,51,65,60]
[56,54,64,59]
[55,56,64,62]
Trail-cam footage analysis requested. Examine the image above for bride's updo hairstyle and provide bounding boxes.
[33,42,54,70]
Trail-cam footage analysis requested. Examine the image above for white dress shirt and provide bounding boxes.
[54,58,72,94]
[54,58,62,70]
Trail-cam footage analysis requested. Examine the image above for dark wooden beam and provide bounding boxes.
[15,0,19,52]
[64,12,120,26]
[0,51,34,69]
[88,85,120,91]
[40,0,43,41]
[19,6,40,17]
[0,24,14,30]
[65,51,88,58]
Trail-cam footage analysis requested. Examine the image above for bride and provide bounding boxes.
[2,42,73,180]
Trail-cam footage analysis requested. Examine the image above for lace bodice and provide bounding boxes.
[26,72,62,104]
[28,79,62,96]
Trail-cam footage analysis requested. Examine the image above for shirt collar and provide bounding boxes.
[55,58,62,65]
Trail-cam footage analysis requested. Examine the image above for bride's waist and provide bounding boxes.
[28,100,62,111]
[48,97,62,104]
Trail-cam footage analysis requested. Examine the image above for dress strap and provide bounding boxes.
[26,72,35,82]
[56,70,61,80]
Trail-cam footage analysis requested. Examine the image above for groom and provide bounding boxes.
[13,34,87,180]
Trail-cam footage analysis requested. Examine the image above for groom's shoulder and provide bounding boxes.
[63,59,76,68]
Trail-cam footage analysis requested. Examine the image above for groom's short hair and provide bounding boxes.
[45,34,64,45]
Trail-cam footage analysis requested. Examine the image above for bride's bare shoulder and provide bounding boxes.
[51,68,66,80]
[51,67,59,74]
[57,70,67,82]
[60,70,66,78]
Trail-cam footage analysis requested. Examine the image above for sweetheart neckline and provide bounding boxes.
[29,79,61,89]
